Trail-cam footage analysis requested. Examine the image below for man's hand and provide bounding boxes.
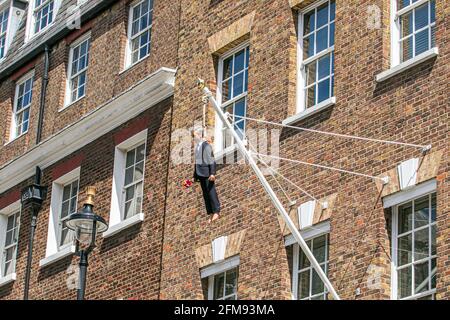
[208,175,215,182]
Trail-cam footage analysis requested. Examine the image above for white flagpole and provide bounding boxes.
[197,79,340,300]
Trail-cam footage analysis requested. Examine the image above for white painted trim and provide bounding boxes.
[0,67,175,194]
[285,220,330,247]
[212,236,228,263]
[397,158,419,190]
[383,179,436,208]
[283,97,335,125]
[39,244,75,268]
[298,200,316,229]
[200,255,240,279]
[376,47,438,82]
[0,272,16,287]
[102,212,144,238]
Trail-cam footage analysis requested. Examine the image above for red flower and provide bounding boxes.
[182,179,193,189]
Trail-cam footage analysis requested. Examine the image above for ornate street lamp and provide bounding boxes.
[21,166,47,300]
[66,186,108,300]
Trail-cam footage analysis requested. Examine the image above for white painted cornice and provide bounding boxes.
[0,67,176,194]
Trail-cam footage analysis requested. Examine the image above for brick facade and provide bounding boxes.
[0,0,448,300]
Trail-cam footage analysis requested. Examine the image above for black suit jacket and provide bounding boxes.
[194,141,217,179]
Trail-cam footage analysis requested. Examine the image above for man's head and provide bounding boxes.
[191,127,203,142]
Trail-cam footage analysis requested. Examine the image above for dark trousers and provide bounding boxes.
[199,177,220,215]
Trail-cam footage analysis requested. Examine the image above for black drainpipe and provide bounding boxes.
[35,45,49,145]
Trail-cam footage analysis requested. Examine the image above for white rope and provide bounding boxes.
[254,152,389,183]
[234,114,431,152]
[254,153,324,206]
[232,118,321,205]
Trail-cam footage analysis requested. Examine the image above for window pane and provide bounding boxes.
[316,3,329,29]
[299,246,311,269]
[316,26,328,53]
[318,54,331,80]
[305,62,316,86]
[317,78,330,103]
[430,193,436,222]
[136,144,146,162]
[414,3,429,30]
[126,149,135,168]
[303,34,315,59]
[222,79,232,102]
[311,268,325,295]
[398,266,412,298]
[330,1,335,21]
[329,22,335,46]
[223,56,233,80]
[414,261,429,294]
[400,12,413,38]
[303,11,315,34]
[312,235,326,263]
[431,225,436,255]
[134,161,144,182]
[397,0,410,10]
[415,28,429,56]
[306,86,316,109]
[214,273,225,299]
[233,72,244,97]
[398,202,412,234]
[398,233,412,266]
[225,268,238,296]
[400,37,413,63]
[125,167,134,186]
[414,196,429,228]
[234,49,245,73]
[430,258,436,289]
[414,228,429,261]
[298,271,310,299]
[430,0,435,23]
[61,201,69,218]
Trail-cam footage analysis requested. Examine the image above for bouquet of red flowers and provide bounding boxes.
[182,179,193,189]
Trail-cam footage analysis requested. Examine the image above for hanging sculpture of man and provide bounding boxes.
[192,127,221,223]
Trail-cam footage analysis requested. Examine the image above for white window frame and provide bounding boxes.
[104,129,147,238]
[215,41,250,154]
[9,70,34,142]
[64,32,91,108]
[124,0,154,69]
[200,255,240,300]
[288,221,330,300]
[25,0,62,41]
[390,186,437,300]
[390,0,436,68]
[40,167,80,267]
[296,0,336,116]
[0,200,21,286]
[0,1,11,60]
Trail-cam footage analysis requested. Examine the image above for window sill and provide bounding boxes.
[3,131,28,146]
[103,212,145,238]
[0,273,16,288]
[39,245,76,268]
[59,96,85,112]
[376,47,439,83]
[282,97,336,125]
[119,54,151,76]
